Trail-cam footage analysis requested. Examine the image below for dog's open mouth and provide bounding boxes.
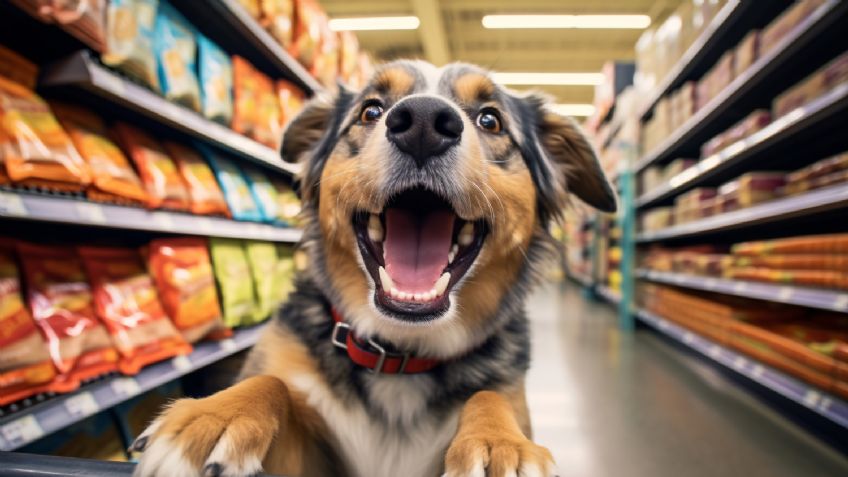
[353,188,487,320]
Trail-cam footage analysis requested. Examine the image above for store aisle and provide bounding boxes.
[525,282,848,477]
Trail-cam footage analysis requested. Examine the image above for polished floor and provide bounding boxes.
[525,281,848,477]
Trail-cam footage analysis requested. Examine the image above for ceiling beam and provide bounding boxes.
[411,0,451,65]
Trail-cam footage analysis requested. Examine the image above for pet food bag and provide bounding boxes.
[0,240,57,406]
[241,165,279,223]
[272,178,301,226]
[17,243,118,390]
[79,247,191,375]
[163,141,230,216]
[260,0,294,48]
[147,238,229,343]
[232,56,259,138]
[112,123,191,210]
[290,0,324,70]
[15,0,109,53]
[209,238,257,327]
[244,241,278,321]
[51,103,148,205]
[102,0,160,90]
[154,1,201,111]
[254,71,283,148]
[272,244,296,305]
[197,34,234,125]
[200,146,263,221]
[276,79,304,127]
[0,78,91,191]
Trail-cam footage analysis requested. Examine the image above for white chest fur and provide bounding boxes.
[289,372,460,477]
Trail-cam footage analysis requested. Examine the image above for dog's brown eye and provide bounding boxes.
[476,111,502,133]
[360,104,384,123]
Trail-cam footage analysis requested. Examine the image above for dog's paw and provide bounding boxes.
[131,376,286,477]
[444,434,556,477]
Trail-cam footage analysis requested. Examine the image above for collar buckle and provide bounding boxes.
[331,321,350,350]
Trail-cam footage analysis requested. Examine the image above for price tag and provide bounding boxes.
[111,377,141,398]
[803,390,820,408]
[76,202,106,224]
[673,274,686,284]
[64,392,99,418]
[153,213,174,229]
[0,192,27,216]
[751,365,764,379]
[705,278,717,290]
[733,356,747,370]
[1,415,43,446]
[733,282,748,293]
[220,339,236,352]
[834,294,848,311]
[682,333,695,345]
[172,355,192,371]
[708,345,721,359]
[777,287,794,301]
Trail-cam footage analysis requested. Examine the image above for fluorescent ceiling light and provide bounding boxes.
[482,14,651,29]
[492,72,603,86]
[549,104,596,117]
[329,16,420,31]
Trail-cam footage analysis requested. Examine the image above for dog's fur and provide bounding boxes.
[131,60,615,477]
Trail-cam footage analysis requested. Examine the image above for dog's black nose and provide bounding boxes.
[385,97,463,167]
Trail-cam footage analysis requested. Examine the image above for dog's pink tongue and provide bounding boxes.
[384,208,455,292]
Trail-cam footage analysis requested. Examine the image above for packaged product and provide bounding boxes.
[17,243,118,389]
[102,0,159,90]
[14,0,109,53]
[290,0,324,70]
[734,254,848,271]
[112,123,190,210]
[717,172,785,210]
[773,50,848,118]
[200,146,263,221]
[640,207,673,232]
[272,178,301,225]
[209,238,257,327]
[735,29,759,74]
[733,234,848,255]
[232,56,260,138]
[0,44,38,90]
[79,246,191,375]
[785,152,848,195]
[338,30,360,85]
[254,71,283,148]
[260,0,294,48]
[276,80,305,127]
[197,35,234,125]
[153,1,201,111]
[147,237,229,343]
[163,141,230,216]
[311,21,339,88]
[760,0,827,58]
[272,244,296,304]
[725,267,848,290]
[0,78,91,191]
[244,241,278,320]
[701,110,771,158]
[0,241,56,406]
[241,165,279,222]
[50,103,148,205]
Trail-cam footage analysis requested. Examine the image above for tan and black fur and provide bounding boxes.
[131,60,616,477]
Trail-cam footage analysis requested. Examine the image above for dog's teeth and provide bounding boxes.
[434,272,450,296]
[448,244,458,263]
[378,266,394,290]
[399,291,410,301]
[413,292,423,301]
[425,290,435,301]
[458,223,474,246]
[368,214,383,242]
[390,287,400,298]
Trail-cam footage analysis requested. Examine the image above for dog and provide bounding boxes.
[131,60,616,477]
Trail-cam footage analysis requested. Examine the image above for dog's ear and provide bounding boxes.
[514,92,617,220]
[280,87,354,200]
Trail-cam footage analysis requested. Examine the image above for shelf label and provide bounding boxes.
[0,192,27,217]
[172,355,192,371]
[704,278,717,290]
[111,377,141,398]
[153,213,174,229]
[1,415,43,446]
[803,390,820,408]
[777,287,794,301]
[708,345,721,359]
[733,356,747,370]
[76,202,106,223]
[733,282,748,293]
[220,338,236,352]
[64,392,99,418]
[682,332,694,345]
[751,365,765,379]
[834,294,848,311]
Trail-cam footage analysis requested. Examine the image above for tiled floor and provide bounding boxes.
[525,281,848,477]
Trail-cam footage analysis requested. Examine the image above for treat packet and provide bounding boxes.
[244,241,278,321]
[209,238,257,327]
[242,165,279,222]
[200,145,263,221]
[154,1,201,111]
[197,34,234,125]
[163,141,230,216]
[79,246,191,375]
[102,0,160,90]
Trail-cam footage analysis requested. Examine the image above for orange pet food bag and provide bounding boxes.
[252,71,282,148]
[0,77,91,191]
[79,246,192,375]
[112,122,190,210]
[0,240,57,406]
[17,243,117,390]
[51,103,148,205]
[163,141,230,217]
[231,56,260,138]
[147,238,229,343]
[276,79,304,128]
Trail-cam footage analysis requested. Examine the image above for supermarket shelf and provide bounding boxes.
[636,82,848,208]
[171,0,322,95]
[596,285,622,306]
[39,51,299,176]
[635,0,847,172]
[567,271,593,289]
[0,324,265,451]
[635,308,848,430]
[636,182,848,242]
[0,190,302,242]
[636,269,848,314]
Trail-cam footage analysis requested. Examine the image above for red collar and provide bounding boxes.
[330,308,442,374]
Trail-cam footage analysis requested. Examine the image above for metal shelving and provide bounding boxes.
[0,190,302,242]
[636,308,848,430]
[0,324,265,451]
[596,285,622,306]
[635,0,847,172]
[636,269,848,314]
[636,182,848,242]
[636,82,848,208]
[39,51,299,176]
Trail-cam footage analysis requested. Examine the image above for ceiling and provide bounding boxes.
[321,0,677,106]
